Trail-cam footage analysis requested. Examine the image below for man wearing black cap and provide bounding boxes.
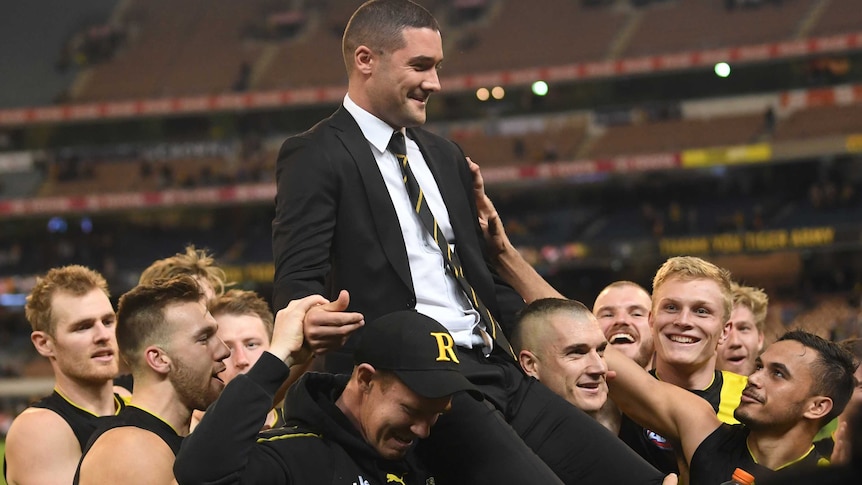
[173,297,478,484]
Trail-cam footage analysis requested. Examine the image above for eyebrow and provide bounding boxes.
[194,324,218,340]
[561,343,590,354]
[409,55,440,64]
[768,362,792,378]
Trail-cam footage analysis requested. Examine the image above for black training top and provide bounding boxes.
[618,369,746,474]
[3,389,124,482]
[689,423,828,485]
[174,352,436,484]
[73,405,183,485]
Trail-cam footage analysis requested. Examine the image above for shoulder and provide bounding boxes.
[411,127,461,154]
[5,407,81,483]
[82,426,174,465]
[6,406,76,447]
[78,428,176,484]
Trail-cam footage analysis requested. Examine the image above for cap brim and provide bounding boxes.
[394,368,483,400]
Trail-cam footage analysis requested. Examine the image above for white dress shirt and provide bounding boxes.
[343,95,486,349]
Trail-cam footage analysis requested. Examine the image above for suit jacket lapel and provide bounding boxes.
[331,108,413,291]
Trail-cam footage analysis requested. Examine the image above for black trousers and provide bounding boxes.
[417,346,665,485]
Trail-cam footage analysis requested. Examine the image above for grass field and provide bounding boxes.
[1,439,6,485]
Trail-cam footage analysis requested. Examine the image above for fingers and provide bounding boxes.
[304,290,365,355]
[269,295,329,362]
[662,473,678,485]
[467,156,485,191]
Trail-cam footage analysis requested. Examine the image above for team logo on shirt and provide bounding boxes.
[386,473,407,484]
[353,476,370,485]
[644,428,674,450]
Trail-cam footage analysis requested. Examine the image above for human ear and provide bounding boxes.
[31,331,55,358]
[145,346,171,375]
[803,395,833,422]
[519,351,540,379]
[355,46,374,75]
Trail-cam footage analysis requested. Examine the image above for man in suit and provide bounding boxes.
[272,2,668,484]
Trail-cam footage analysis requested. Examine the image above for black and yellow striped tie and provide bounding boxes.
[389,131,515,359]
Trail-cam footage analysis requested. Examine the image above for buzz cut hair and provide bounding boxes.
[512,298,595,354]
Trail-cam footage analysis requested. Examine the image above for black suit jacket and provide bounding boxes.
[272,107,524,372]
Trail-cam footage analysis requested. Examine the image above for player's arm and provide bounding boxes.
[272,135,338,311]
[269,290,364,409]
[78,428,176,484]
[468,158,564,303]
[4,408,81,485]
[605,346,722,465]
[174,296,322,484]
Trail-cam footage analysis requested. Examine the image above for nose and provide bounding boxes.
[215,337,231,362]
[411,415,437,439]
[724,328,742,348]
[94,322,112,344]
[233,346,250,369]
[586,350,608,376]
[422,69,441,93]
[746,367,764,388]
[675,308,694,328]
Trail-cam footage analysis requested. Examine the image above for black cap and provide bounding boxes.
[354,310,481,399]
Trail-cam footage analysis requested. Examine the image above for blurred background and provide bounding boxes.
[1,0,861,457]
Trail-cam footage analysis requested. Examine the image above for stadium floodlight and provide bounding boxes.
[491,86,505,100]
[532,80,549,96]
[476,87,490,101]
[714,62,731,78]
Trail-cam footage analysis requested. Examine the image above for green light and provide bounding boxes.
[714,62,731,78]
[532,80,549,96]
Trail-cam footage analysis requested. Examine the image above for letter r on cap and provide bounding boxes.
[430,332,459,363]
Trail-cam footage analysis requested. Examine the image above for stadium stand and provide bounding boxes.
[0,0,861,413]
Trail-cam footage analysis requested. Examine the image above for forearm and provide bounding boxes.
[494,242,564,303]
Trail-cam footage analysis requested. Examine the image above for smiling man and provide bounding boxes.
[75,275,230,485]
[717,283,768,376]
[513,299,609,418]
[4,266,124,485]
[617,256,749,481]
[594,281,655,370]
[607,330,856,485]
[269,1,667,484]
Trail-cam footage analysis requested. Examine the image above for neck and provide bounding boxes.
[53,371,117,416]
[129,378,193,437]
[747,424,818,470]
[592,400,622,435]
[335,381,363,437]
[654,357,716,390]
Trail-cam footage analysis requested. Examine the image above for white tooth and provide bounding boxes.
[669,335,696,344]
[610,333,635,344]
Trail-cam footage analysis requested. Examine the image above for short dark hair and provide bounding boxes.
[513,298,593,353]
[116,275,204,371]
[342,0,439,73]
[777,330,857,423]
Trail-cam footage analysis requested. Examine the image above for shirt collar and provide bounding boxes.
[343,94,404,154]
